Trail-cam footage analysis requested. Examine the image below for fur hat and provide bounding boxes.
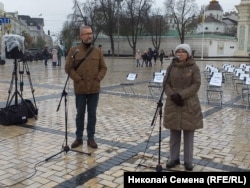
[174,44,192,57]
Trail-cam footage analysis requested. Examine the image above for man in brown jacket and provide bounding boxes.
[65,25,107,149]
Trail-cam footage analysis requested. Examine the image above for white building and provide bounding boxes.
[0,2,52,51]
[234,0,250,56]
[197,0,226,35]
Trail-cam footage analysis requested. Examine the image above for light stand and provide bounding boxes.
[45,57,91,162]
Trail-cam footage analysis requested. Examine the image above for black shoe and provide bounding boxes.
[87,139,98,149]
[71,139,83,148]
[184,162,193,171]
[166,159,180,169]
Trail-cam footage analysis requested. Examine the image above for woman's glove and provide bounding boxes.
[171,93,184,106]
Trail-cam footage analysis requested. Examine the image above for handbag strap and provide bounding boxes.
[74,46,94,70]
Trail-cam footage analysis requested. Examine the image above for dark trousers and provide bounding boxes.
[44,57,48,66]
[75,93,99,140]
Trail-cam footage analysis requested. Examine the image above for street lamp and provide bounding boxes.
[116,0,123,57]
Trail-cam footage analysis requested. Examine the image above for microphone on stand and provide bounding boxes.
[71,49,79,59]
[171,56,180,62]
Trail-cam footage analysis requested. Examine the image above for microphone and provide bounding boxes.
[171,56,179,62]
[71,49,79,58]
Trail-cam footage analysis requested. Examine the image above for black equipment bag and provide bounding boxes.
[0,105,28,125]
[19,99,38,118]
[0,99,37,125]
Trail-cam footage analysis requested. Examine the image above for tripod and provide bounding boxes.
[6,58,38,119]
[45,67,91,162]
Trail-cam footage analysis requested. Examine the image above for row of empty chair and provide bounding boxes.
[120,70,167,97]
[204,63,250,106]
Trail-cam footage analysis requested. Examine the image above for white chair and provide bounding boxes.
[236,73,249,94]
[241,77,250,105]
[148,72,165,97]
[206,72,223,106]
[120,73,137,95]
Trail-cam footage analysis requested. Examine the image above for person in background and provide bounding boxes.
[51,48,58,66]
[163,43,203,171]
[64,47,68,59]
[135,49,141,67]
[42,46,50,66]
[159,49,165,67]
[147,48,153,67]
[141,49,148,67]
[57,47,63,66]
[153,48,158,65]
[65,25,107,149]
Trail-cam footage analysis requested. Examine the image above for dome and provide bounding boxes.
[206,0,223,11]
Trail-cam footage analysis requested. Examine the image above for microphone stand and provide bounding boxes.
[137,59,174,172]
[45,55,91,162]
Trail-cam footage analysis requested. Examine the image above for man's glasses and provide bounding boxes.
[82,33,93,36]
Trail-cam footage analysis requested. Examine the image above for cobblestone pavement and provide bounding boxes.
[0,57,250,188]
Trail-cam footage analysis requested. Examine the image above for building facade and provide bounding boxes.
[234,0,250,56]
[0,2,52,52]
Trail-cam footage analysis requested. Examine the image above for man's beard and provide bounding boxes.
[82,40,92,48]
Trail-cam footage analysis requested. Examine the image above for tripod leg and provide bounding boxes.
[45,149,67,162]
[6,59,19,106]
[6,70,15,107]
[19,61,24,96]
[24,61,38,113]
[44,76,91,162]
[156,100,163,172]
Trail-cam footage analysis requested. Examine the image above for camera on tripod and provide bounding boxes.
[1,34,25,60]
[0,34,38,126]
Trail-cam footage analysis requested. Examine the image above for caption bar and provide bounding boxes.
[124,172,250,187]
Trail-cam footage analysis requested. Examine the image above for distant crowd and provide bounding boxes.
[135,48,171,68]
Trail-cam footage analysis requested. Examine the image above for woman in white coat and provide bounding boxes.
[52,48,58,66]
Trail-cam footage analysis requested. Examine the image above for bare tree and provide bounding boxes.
[61,0,101,48]
[98,0,118,56]
[61,21,76,50]
[164,0,199,43]
[71,0,101,42]
[145,8,168,51]
[119,0,153,55]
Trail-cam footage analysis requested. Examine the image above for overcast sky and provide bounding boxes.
[0,0,241,35]
[0,0,74,35]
